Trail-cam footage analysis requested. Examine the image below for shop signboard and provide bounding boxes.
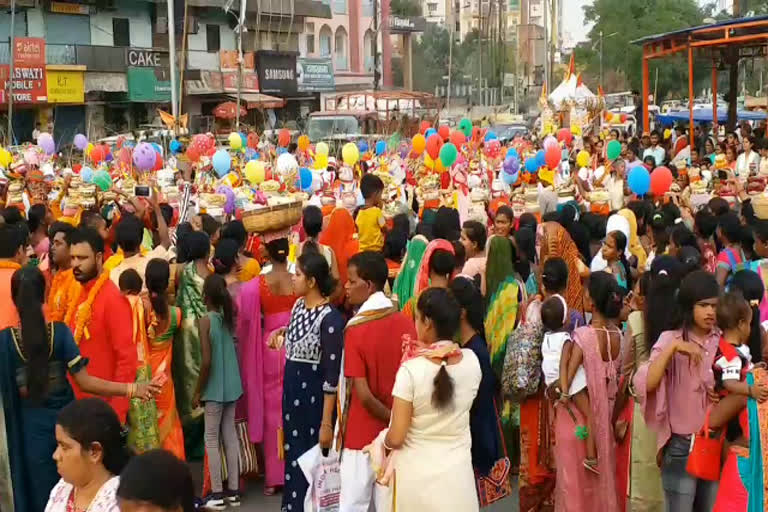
[0,37,47,104]
[220,51,255,71]
[126,67,173,103]
[256,51,297,95]
[125,49,169,68]
[47,70,85,103]
[387,16,426,33]
[296,57,334,92]
[222,71,259,92]
[50,2,89,14]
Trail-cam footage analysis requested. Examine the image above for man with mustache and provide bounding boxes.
[67,227,136,423]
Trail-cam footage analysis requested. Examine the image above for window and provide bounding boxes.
[334,27,348,70]
[206,24,220,52]
[428,2,437,14]
[333,0,347,14]
[319,25,332,57]
[306,34,315,53]
[112,18,130,47]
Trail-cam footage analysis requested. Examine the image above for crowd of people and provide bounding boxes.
[2,117,768,512]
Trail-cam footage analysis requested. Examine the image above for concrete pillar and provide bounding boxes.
[382,0,393,87]
[402,34,412,90]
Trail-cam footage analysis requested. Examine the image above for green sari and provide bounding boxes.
[173,262,208,460]
[392,235,428,310]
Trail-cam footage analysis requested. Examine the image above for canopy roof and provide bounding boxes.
[657,108,767,125]
[548,73,595,107]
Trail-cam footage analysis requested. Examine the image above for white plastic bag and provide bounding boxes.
[298,444,341,512]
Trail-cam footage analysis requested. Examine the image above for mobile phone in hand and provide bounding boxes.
[135,186,150,197]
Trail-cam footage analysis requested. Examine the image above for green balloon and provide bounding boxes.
[459,118,472,137]
[439,142,458,167]
[93,170,112,192]
[606,140,622,161]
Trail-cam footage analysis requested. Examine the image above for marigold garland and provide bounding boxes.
[48,268,79,322]
[65,271,111,344]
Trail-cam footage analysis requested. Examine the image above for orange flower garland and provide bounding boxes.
[65,271,111,344]
[48,269,79,322]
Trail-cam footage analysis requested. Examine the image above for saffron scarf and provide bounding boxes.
[319,208,358,285]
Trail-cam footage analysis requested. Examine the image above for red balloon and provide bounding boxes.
[118,147,132,165]
[620,113,628,123]
[545,146,561,169]
[425,133,443,160]
[90,145,105,164]
[186,146,200,162]
[650,166,674,196]
[247,132,259,149]
[438,125,450,141]
[420,121,431,135]
[153,150,163,171]
[206,147,216,158]
[449,130,466,146]
[557,128,573,146]
[278,129,290,147]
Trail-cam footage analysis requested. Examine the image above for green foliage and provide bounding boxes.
[390,0,422,16]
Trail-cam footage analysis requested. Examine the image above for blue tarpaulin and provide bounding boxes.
[657,108,767,126]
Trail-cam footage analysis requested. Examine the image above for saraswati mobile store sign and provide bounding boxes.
[0,38,47,104]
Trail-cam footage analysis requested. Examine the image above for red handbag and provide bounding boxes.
[685,408,724,481]
[475,399,512,507]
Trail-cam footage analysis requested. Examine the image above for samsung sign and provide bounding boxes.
[388,16,426,33]
[256,51,298,95]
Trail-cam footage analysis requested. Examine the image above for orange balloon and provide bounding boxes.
[450,130,466,146]
[438,125,450,141]
[298,135,310,151]
[412,134,426,155]
[278,129,290,147]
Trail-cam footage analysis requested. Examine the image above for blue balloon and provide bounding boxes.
[151,142,163,155]
[507,147,519,160]
[276,147,286,155]
[525,157,539,173]
[239,132,247,149]
[80,166,94,183]
[484,131,497,142]
[627,166,651,196]
[535,150,546,168]
[212,149,231,177]
[502,170,518,185]
[169,140,182,154]
[298,167,313,191]
[253,152,260,160]
[425,128,437,139]
[245,148,257,160]
[375,140,387,156]
[358,140,369,153]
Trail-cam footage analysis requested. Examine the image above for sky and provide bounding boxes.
[562,0,592,48]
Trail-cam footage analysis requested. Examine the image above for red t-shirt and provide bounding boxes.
[343,311,417,450]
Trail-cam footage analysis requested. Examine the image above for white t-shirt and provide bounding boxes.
[735,151,760,182]
[541,331,586,394]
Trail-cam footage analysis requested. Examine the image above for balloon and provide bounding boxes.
[153,150,163,171]
[228,132,242,150]
[357,140,369,153]
[86,142,94,156]
[472,126,481,141]
[425,128,437,139]
[132,142,156,170]
[314,153,328,170]
[74,133,88,151]
[627,166,651,196]
[375,140,386,156]
[298,167,313,191]
[620,113,628,123]
[298,135,310,152]
[424,153,435,169]
[342,142,360,166]
[90,145,106,164]
[438,125,450,141]
[150,142,163,156]
[484,140,501,159]
[38,133,55,155]
[439,143,458,167]
[211,150,231,176]
[545,146,561,170]
[606,140,622,160]
[0,148,10,168]
[426,134,442,160]
[484,131,497,142]
[650,166,674,197]
[276,153,299,176]
[186,145,200,162]
[576,150,590,168]
[459,118,472,137]
[502,170,518,185]
[449,130,466,147]
[412,134,426,155]
[535,150,546,168]
[435,159,445,173]
[245,160,266,184]
[316,141,329,156]
[247,132,259,149]
[92,170,112,192]
[169,140,182,154]
[507,147,519,160]
[278,129,290,147]
[557,128,573,145]
[80,166,94,183]
[525,157,539,173]
[420,121,431,134]
[503,155,520,175]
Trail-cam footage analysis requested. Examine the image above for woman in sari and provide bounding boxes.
[618,208,648,271]
[392,234,428,310]
[237,237,296,495]
[318,207,359,287]
[537,221,587,312]
[221,220,261,283]
[145,259,185,460]
[554,272,624,511]
[173,231,211,460]
[401,239,455,320]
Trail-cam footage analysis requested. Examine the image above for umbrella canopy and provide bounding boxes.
[657,108,767,125]
[213,101,247,119]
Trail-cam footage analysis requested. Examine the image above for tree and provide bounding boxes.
[573,0,709,99]
[390,0,422,16]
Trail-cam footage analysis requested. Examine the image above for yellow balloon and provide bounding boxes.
[86,143,94,156]
[576,150,590,168]
[221,172,241,187]
[316,142,329,157]
[228,132,242,150]
[342,142,359,166]
[314,153,328,170]
[0,148,10,168]
[435,159,445,173]
[424,153,435,169]
[245,160,266,184]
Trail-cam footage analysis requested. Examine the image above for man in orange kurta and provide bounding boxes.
[0,223,29,331]
[67,227,137,423]
[46,222,78,322]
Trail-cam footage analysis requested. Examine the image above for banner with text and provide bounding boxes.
[0,38,47,104]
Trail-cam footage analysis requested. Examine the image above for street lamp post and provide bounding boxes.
[599,31,618,87]
[6,0,16,144]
